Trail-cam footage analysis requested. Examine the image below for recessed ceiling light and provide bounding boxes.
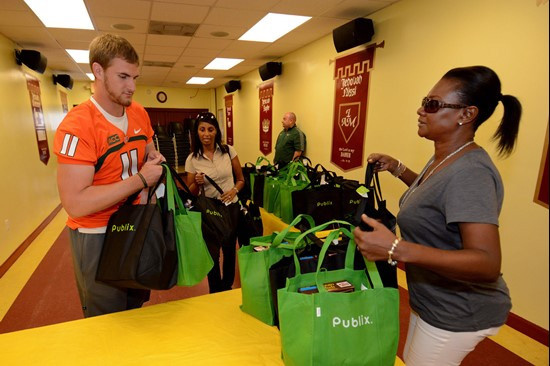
[239,13,311,43]
[210,31,229,37]
[187,77,213,85]
[66,49,90,63]
[86,73,95,80]
[24,0,94,30]
[112,23,134,31]
[204,58,244,70]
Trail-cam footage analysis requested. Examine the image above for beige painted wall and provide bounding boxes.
[0,0,547,330]
[219,0,549,329]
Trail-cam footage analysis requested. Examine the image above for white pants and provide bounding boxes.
[403,311,501,366]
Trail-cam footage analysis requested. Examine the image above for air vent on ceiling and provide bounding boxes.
[143,61,175,68]
[148,20,199,36]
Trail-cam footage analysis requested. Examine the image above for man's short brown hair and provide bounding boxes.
[89,34,139,69]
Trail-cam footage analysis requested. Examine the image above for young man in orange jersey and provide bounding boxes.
[54,34,164,317]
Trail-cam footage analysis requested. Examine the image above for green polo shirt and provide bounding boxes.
[274,125,306,164]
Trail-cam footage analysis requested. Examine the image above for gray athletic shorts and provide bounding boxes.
[68,228,150,317]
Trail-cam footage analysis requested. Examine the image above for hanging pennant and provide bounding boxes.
[25,74,50,165]
[225,95,234,145]
[330,42,383,171]
[259,82,273,155]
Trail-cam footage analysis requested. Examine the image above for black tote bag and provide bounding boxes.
[193,175,240,248]
[236,199,263,247]
[96,166,178,290]
[352,162,398,288]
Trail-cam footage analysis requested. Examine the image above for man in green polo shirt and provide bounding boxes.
[274,112,307,165]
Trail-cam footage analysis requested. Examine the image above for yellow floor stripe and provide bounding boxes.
[490,324,549,365]
[0,210,67,322]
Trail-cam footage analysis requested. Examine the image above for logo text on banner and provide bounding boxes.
[259,82,274,155]
[330,42,383,171]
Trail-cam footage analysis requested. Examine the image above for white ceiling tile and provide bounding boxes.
[94,17,149,33]
[187,37,232,50]
[86,0,152,19]
[0,10,42,26]
[214,0,279,11]
[203,8,266,28]
[194,24,246,40]
[150,3,210,23]
[146,34,191,47]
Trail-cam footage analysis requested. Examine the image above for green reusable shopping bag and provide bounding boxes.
[278,226,399,366]
[263,174,282,214]
[164,164,214,287]
[263,162,295,215]
[279,162,310,224]
[238,214,315,325]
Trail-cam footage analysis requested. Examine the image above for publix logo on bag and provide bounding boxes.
[316,200,333,207]
[332,315,372,328]
[206,209,223,218]
[111,223,136,232]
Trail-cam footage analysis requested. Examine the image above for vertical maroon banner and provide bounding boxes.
[59,90,69,114]
[224,95,233,145]
[534,122,549,208]
[259,82,274,155]
[330,43,380,171]
[26,74,50,165]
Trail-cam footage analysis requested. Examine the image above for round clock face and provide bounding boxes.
[156,91,167,103]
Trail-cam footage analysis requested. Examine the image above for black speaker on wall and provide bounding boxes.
[332,18,374,53]
[224,80,241,93]
[53,74,74,90]
[259,62,282,81]
[14,49,48,74]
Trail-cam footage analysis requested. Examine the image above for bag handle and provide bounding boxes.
[251,214,315,249]
[202,174,225,195]
[312,227,384,291]
[164,163,188,215]
[291,220,353,274]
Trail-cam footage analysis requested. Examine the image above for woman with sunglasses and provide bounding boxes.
[185,112,245,293]
[353,66,521,365]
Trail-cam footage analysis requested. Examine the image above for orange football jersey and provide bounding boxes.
[54,100,154,229]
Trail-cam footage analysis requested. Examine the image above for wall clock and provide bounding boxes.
[156,91,167,103]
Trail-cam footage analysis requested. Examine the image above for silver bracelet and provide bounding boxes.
[387,237,401,266]
[392,160,406,178]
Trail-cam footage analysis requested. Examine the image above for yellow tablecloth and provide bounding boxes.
[0,288,404,365]
[0,289,282,366]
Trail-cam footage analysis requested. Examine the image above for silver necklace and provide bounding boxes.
[400,140,475,207]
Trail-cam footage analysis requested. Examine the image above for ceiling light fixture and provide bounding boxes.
[24,0,94,30]
[66,49,89,64]
[239,13,311,43]
[86,73,95,81]
[186,77,213,85]
[204,58,244,70]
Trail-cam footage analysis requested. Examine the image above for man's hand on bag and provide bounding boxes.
[139,155,163,186]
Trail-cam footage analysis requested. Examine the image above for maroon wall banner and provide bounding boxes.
[330,43,381,171]
[224,95,233,145]
[26,74,50,165]
[534,122,549,208]
[59,90,69,114]
[259,82,274,155]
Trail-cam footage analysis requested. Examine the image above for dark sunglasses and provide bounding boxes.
[421,97,467,113]
[196,112,217,122]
